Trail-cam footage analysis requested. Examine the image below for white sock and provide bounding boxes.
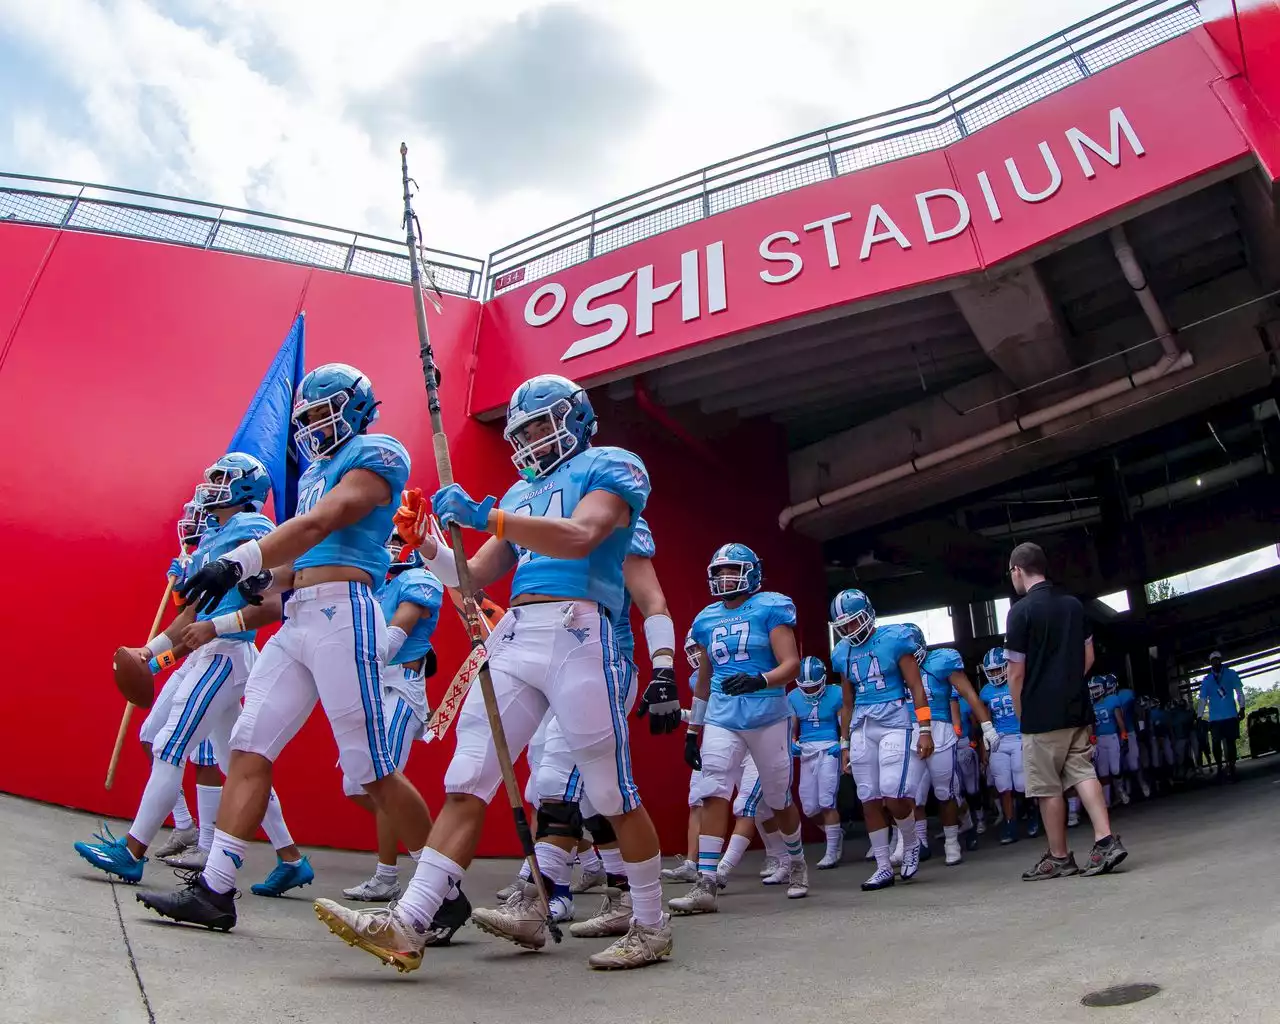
[823,823,843,857]
[202,829,248,894]
[195,784,221,851]
[718,834,751,873]
[761,828,785,859]
[697,835,723,879]
[895,816,919,852]
[171,792,194,831]
[782,826,805,864]
[397,848,463,931]
[260,789,295,856]
[870,827,891,871]
[375,861,399,883]
[625,853,663,927]
[579,845,602,875]
[599,846,626,879]
[129,758,186,849]
[914,819,929,845]
[943,824,959,845]
[535,842,572,887]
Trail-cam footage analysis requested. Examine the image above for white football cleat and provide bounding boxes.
[153,827,198,860]
[342,875,402,902]
[816,840,843,870]
[161,847,209,870]
[758,855,779,878]
[944,836,962,866]
[786,860,809,899]
[570,888,632,938]
[762,860,790,886]
[587,914,673,970]
[661,858,698,883]
[314,900,425,973]
[900,841,921,881]
[668,875,717,915]
[572,867,606,894]
[470,884,550,950]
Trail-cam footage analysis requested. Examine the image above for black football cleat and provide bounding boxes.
[137,870,237,931]
[422,888,472,946]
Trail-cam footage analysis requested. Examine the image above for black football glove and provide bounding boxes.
[235,569,274,606]
[721,672,768,696]
[636,667,681,735]
[178,557,243,614]
[683,730,702,772]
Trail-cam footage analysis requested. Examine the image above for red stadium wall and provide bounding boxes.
[0,222,822,855]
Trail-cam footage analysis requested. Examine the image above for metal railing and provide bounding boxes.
[0,173,485,299]
[485,0,1202,297]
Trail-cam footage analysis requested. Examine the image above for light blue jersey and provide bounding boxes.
[693,591,796,731]
[921,647,965,721]
[293,434,410,581]
[500,446,649,618]
[189,511,275,641]
[979,682,1020,736]
[788,685,842,743]
[613,516,654,664]
[379,566,444,666]
[1116,687,1137,724]
[833,623,917,727]
[1094,694,1123,736]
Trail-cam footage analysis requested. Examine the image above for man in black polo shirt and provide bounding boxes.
[1004,542,1129,880]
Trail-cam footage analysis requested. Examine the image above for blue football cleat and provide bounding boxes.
[75,835,145,883]
[1000,821,1019,845]
[251,855,315,897]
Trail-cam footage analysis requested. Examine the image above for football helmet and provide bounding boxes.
[830,589,875,646]
[198,452,271,511]
[292,363,379,460]
[981,647,1007,685]
[707,543,762,597]
[504,374,597,480]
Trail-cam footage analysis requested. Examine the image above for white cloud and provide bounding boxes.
[1,0,1121,255]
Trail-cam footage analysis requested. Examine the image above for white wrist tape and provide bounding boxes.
[643,613,676,669]
[386,626,408,661]
[227,539,263,579]
[690,697,708,727]
[212,611,246,636]
[422,542,460,588]
[147,633,174,657]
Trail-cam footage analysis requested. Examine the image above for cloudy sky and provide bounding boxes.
[1,0,1124,257]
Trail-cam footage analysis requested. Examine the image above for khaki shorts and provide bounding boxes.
[1022,727,1097,798]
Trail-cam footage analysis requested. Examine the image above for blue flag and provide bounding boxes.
[227,312,307,523]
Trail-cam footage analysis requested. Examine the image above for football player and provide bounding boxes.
[978,647,1028,846]
[1090,676,1128,806]
[830,590,933,892]
[788,656,845,869]
[315,374,672,972]
[670,544,806,913]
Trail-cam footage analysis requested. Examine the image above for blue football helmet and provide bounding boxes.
[293,362,379,460]
[707,543,763,597]
[981,647,1007,685]
[198,452,271,511]
[830,589,875,646]
[797,655,827,700]
[176,490,209,547]
[504,374,597,480]
[1088,676,1106,702]
[684,629,701,670]
[1103,673,1119,696]
[386,528,424,576]
[902,623,928,665]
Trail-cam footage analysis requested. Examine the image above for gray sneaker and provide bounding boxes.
[153,827,198,860]
[569,887,632,938]
[1080,836,1128,877]
[1021,851,1080,881]
[342,875,403,901]
[668,874,717,915]
[660,858,698,883]
[161,847,209,870]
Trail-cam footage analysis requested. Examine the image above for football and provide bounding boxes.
[112,646,157,709]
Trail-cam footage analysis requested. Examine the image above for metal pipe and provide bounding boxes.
[1109,224,1181,359]
[778,351,1194,529]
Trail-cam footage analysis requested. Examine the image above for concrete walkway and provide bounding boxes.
[7,759,1279,1024]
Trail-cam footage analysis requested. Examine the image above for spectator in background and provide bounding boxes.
[1004,542,1128,880]
[1197,651,1245,783]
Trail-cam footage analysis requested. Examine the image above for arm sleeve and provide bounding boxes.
[586,449,651,514]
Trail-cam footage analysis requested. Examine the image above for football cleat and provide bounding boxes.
[74,837,145,884]
[762,860,790,886]
[758,854,779,877]
[786,860,809,899]
[162,847,209,870]
[314,899,424,972]
[661,859,698,883]
[861,866,896,891]
[569,887,632,938]
[944,836,963,866]
[251,855,315,897]
[423,890,471,946]
[1000,821,1018,845]
[136,870,236,931]
[668,874,717,915]
[470,883,550,950]
[342,875,402,902]
[900,842,921,881]
[571,866,606,894]
[153,827,199,860]
[587,915,673,970]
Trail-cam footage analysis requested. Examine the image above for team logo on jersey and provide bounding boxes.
[627,463,648,491]
[322,606,337,620]
[567,626,591,645]
[378,446,403,468]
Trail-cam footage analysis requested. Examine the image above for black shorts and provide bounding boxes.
[1209,717,1240,744]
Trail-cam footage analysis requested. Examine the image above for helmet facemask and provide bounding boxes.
[684,635,701,670]
[177,499,208,546]
[708,559,754,597]
[293,389,356,460]
[832,607,875,646]
[505,397,579,481]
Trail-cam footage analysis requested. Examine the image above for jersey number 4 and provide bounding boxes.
[709,622,751,665]
[512,490,563,565]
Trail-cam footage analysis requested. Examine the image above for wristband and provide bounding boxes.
[914,706,932,724]
[422,541,460,587]
[212,611,246,636]
[494,508,506,540]
[840,737,850,750]
[642,614,676,669]
[954,723,963,737]
[690,697,708,727]
[386,625,408,661]
[227,539,263,579]
[147,633,174,657]
[150,650,176,672]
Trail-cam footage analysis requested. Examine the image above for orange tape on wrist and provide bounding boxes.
[154,650,177,670]
[494,508,506,540]
[914,706,931,724]
[954,723,963,737]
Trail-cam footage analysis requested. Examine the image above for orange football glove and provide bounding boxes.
[393,488,429,549]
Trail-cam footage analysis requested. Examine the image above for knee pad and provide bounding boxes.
[536,800,583,841]
[582,813,616,844]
